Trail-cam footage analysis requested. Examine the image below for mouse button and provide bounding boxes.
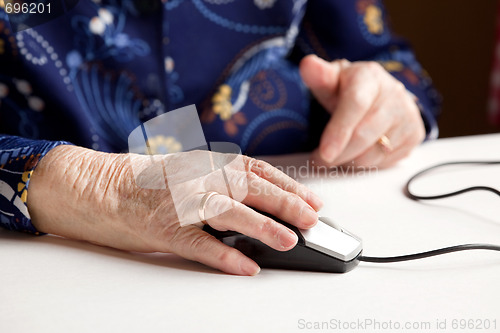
[300,221,362,262]
[318,216,343,231]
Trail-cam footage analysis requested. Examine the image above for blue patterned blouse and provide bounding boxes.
[0,0,441,234]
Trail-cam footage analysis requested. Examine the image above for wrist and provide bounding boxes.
[27,145,125,239]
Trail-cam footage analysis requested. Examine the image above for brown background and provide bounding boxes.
[384,0,499,137]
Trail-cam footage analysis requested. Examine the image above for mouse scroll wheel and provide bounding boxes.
[318,216,343,232]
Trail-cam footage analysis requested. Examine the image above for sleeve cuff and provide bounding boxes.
[0,136,72,235]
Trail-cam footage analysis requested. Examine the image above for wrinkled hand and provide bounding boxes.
[28,145,323,276]
[299,55,426,168]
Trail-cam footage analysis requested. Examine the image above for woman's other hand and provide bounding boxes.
[300,55,426,169]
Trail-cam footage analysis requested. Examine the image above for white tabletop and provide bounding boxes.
[2,134,500,333]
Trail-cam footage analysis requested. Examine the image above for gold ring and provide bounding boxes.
[377,135,393,154]
[198,191,218,224]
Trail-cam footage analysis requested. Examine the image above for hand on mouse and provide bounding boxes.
[27,145,323,276]
[299,54,426,169]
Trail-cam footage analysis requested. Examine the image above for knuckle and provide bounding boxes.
[243,156,256,172]
[390,83,408,100]
[265,165,281,182]
[227,170,248,190]
[343,62,384,86]
[252,158,266,170]
[348,88,372,110]
[338,58,351,68]
[257,217,276,236]
[281,180,298,194]
[351,62,383,79]
[188,233,214,251]
[246,171,261,185]
[215,248,235,267]
[394,80,406,93]
[251,158,272,175]
[279,193,301,213]
[154,215,181,240]
[342,68,361,85]
[247,173,264,196]
[351,125,371,144]
[298,183,312,199]
[207,195,233,220]
[365,61,384,73]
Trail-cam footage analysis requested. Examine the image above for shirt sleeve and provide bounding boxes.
[0,12,72,234]
[296,0,442,140]
[0,135,70,234]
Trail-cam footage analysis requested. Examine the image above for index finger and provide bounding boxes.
[245,157,323,211]
[319,64,380,163]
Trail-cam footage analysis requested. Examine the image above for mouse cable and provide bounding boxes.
[358,244,500,263]
[404,160,500,200]
[359,161,500,263]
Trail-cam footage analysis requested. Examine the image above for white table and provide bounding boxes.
[2,134,500,333]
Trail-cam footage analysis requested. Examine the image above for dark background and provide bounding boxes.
[385,0,499,137]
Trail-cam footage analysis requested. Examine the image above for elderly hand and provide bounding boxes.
[27,145,323,276]
[299,54,426,169]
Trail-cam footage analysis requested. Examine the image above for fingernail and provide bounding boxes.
[240,258,261,276]
[309,192,324,210]
[303,206,318,227]
[278,228,298,249]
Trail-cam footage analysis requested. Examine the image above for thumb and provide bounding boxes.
[299,55,349,113]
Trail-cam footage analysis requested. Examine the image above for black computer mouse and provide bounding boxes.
[203,212,363,273]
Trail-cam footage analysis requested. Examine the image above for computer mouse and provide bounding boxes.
[203,212,363,273]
